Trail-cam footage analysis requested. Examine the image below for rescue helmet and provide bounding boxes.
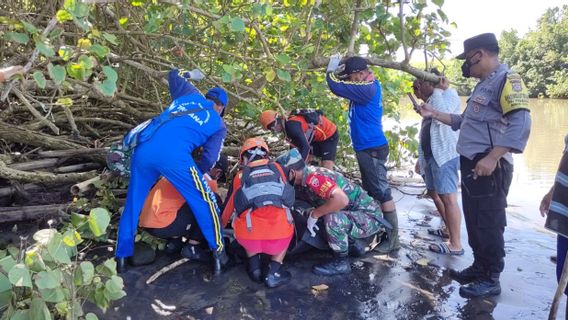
[259,110,279,130]
[240,137,270,163]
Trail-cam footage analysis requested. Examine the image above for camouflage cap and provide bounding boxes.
[276,148,305,171]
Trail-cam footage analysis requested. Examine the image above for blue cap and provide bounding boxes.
[206,87,228,107]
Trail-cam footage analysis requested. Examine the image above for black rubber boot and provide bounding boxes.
[212,249,231,276]
[181,244,212,263]
[247,254,263,283]
[164,238,184,254]
[374,211,400,254]
[116,257,127,273]
[449,263,485,284]
[264,261,291,288]
[348,238,368,257]
[312,252,351,276]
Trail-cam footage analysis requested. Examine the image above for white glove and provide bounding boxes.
[181,68,205,81]
[326,54,342,73]
[306,211,320,237]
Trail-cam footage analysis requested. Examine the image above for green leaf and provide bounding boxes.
[58,46,74,61]
[0,255,16,273]
[39,287,66,303]
[62,230,82,246]
[102,32,118,45]
[104,275,126,300]
[33,229,57,245]
[46,233,72,263]
[88,208,111,237]
[30,298,51,320]
[96,259,117,277]
[277,69,291,82]
[48,63,66,85]
[264,68,276,82]
[55,301,68,316]
[33,71,47,89]
[21,21,38,34]
[56,9,73,23]
[24,249,46,272]
[432,0,444,6]
[80,261,94,285]
[0,272,12,309]
[67,63,87,81]
[89,44,110,58]
[97,79,116,97]
[35,270,62,289]
[275,54,290,65]
[8,264,32,288]
[85,313,99,320]
[119,17,128,25]
[10,309,30,320]
[229,17,246,32]
[70,213,88,228]
[36,40,55,57]
[102,66,118,82]
[5,32,29,44]
[221,73,232,83]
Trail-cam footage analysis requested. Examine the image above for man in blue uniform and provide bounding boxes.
[418,33,531,298]
[326,56,399,254]
[116,69,230,275]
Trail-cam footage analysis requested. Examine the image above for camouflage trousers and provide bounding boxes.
[324,201,385,253]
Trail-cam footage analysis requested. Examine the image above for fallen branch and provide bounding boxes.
[9,158,59,171]
[0,183,42,198]
[0,203,70,223]
[0,160,97,184]
[146,258,190,285]
[54,162,101,173]
[13,88,60,135]
[37,148,108,158]
[70,175,101,195]
[0,120,84,150]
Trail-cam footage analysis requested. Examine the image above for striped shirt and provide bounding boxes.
[546,133,568,238]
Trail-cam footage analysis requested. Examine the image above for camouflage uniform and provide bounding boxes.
[299,166,386,253]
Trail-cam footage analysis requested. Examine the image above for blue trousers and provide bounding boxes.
[116,140,224,258]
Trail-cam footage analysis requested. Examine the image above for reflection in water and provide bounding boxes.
[395,98,568,223]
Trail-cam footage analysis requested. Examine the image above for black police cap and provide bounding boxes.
[456,33,499,60]
[339,56,368,76]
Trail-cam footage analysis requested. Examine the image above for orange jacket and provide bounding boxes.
[288,114,337,142]
[221,160,293,240]
[139,176,218,229]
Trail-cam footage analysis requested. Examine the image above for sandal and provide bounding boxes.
[427,228,449,239]
[429,243,464,256]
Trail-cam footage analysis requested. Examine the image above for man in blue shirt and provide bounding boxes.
[116,69,230,275]
[326,56,399,254]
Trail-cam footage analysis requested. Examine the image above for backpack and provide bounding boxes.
[233,161,295,231]
[289,109,324,143]
[289,109,323,126]
[106,104,204,177]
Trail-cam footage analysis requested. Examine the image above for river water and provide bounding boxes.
[393,97,568,226]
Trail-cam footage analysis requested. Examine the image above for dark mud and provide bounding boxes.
[95,186,564,320]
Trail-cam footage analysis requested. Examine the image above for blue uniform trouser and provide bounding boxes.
[116,140,224,258]
[558,235,568,295]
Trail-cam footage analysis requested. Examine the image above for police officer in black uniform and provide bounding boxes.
[418,33,531,298]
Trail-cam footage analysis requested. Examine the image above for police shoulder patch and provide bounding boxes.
[500,72,529,115]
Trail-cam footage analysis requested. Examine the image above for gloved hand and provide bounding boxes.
[116,257,126,273]
[181,68,205,81]
[326,54,342,73]
[306,211,320,237]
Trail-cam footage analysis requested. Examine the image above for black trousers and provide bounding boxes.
[460,154,513,277]
[145,203,205,243]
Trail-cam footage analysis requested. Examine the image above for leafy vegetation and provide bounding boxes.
[0,208,124,319]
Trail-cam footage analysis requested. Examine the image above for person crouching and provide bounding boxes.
[221,137,295,288]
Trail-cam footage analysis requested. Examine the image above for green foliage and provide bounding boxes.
[499,5,568,97]
[0,209,125,319]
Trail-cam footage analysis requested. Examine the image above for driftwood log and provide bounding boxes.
[0,203,70,223]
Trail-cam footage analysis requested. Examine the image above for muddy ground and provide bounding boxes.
[93,182,563,320]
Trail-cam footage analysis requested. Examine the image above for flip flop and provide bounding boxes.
[429,243,464,256]
[427,228,449,239]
